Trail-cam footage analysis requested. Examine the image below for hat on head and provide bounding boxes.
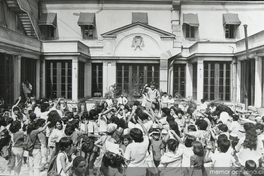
[107,123,117,134]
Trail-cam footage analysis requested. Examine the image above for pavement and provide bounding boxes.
[0,157,47,176]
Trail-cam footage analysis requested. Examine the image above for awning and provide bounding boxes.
[223,13,241,26]
[183,13,199,27]
[78,13,96,27]
[132,13,148,24]
[38,13,57,28]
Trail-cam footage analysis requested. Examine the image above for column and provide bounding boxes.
[36,59,40,99]
[168,65,174,95]
[14,55,21,100]
[231,58,237,104]
[84,62,92,97]
[171,0,181,49]
[102,61,116,97]
[41,58,46,98]
[186,62,193,98]
[197,59,204,101]
[72,58,78,101]
[254,56,262,107]
[236,61,241,103]
[160,59,168,93]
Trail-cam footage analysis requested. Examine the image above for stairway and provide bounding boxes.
[5,0,40,39]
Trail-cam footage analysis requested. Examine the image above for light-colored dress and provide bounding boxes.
[56,152,70,176]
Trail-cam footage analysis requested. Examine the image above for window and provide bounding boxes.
[21,58,36,96]
[173,64,186,98]
[0,53,14,105]
[78,62,85,98]
[40,25,55,40]
[116,64,159,96]
[225,24,235,39]
[92,63,103,96]
[193,63,197,100]
[241,60,255,105]
[82,25,94,39]
[204,62,231,101]
[186,24,195,38]
[46,61,72,99]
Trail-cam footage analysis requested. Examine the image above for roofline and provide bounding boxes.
[101,22,175,38]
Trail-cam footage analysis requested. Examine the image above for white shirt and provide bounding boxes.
[124,136,149,167]
[230,121,241,135]
[211,152,235,167]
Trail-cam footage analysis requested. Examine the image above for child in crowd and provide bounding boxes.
[150,128,165,167]
[190,141,206,176]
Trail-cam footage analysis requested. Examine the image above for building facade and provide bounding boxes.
[1,0,264,108]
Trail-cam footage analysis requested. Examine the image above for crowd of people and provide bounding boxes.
[0,83,264,176]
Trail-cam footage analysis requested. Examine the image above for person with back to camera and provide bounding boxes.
[56,137,76,176]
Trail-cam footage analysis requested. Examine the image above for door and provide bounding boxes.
[116,64,159,96]
[46,60,72,99]
[173,64,186,98]
[204,62,231,101]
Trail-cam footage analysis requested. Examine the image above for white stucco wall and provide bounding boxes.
[181,2,264,43]
[41,2,172,55]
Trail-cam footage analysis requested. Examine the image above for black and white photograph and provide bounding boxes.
[1,0,264,176]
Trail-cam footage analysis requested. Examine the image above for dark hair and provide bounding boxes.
[218,133,228,140]
[72,156,85,169]
[81,111,90,120]
[176,109,184,116]
[0,116,7,127]
[130,128,143,143]
[64,123,75,136]
[232,114,239,121]
[192,141,204,157]
[245,160,257,171]
[217,138,230,153]
[243,124,258,150]
[185,135,196,148]
[36,118,46,128]
[167,139,179,152]
[218,124,228,132]
[6,118,13,125]
[29,112,37,122]
[47,110,61,128]
[58,137,73,151]
[138,112,149,121]
[161,108,170,116]
[256,123,264,131]
[70,119,79,129]
[65,112,74,120]
[168,120,180,136]
[61,117,69,124]
[133,101,141,106]
[196,119,208,130]
[9,120,21,133]
[13,107,20,112]
[89,109,98,119]
[40,103,49,112]
[102,152,125,168]
[188,125,197,131]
